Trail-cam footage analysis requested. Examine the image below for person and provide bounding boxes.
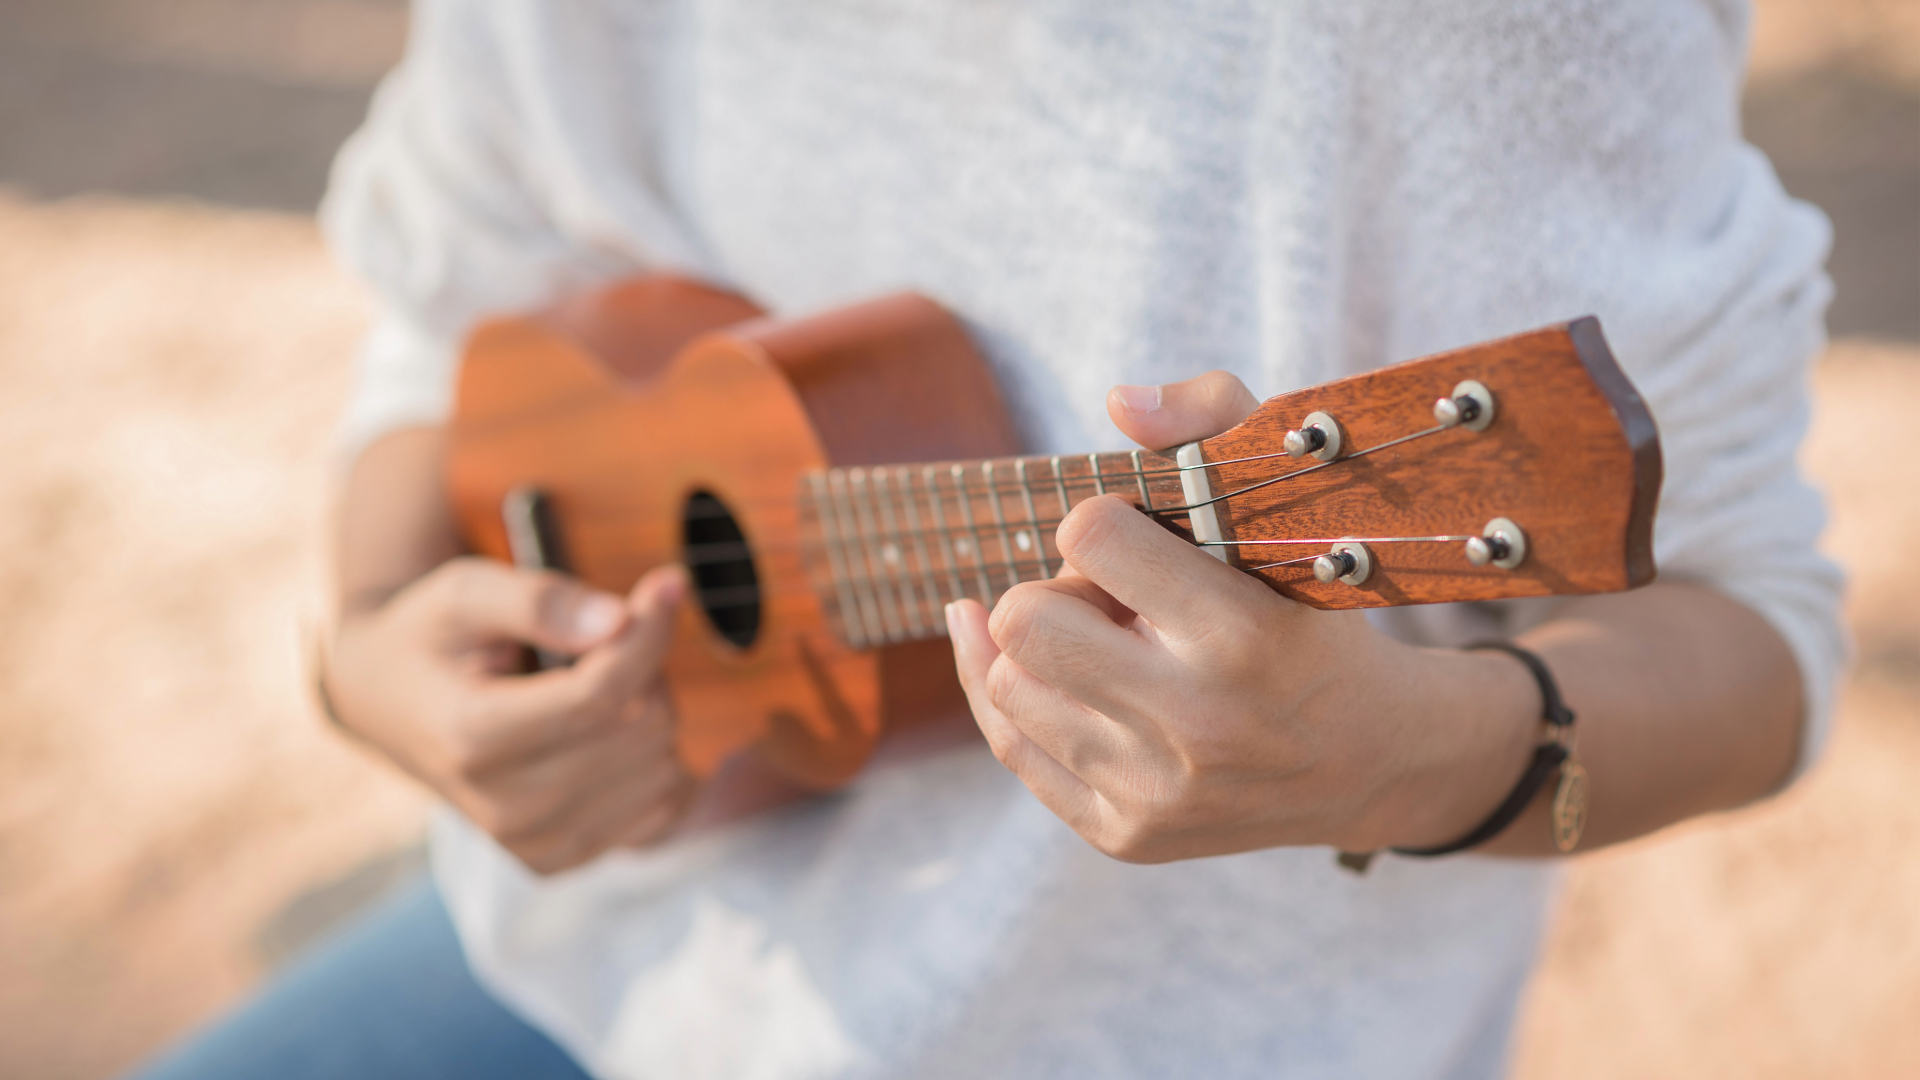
[129,1,1845,1078]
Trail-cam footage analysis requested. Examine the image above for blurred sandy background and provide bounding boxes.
[0,1,1915,1076]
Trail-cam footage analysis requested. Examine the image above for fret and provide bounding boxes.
[949,463,997,603]
[827,469,888,646]
[807,472,868,649]
[1014,458,1050,580]
[805,448,1185,637]
[982,461,1021,592]
[1049,455,1072,525]
[870,469,927,638]
[895,467,945,628]
[848,469,906,643]
[922,465,969,605]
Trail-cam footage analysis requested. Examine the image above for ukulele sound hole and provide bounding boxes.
[682,491,761,650]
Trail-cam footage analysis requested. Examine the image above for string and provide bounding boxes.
[693,532,1477,611]
[677,528,1477,566]
[543,414,1479,637]
[677,425,1445,516]
[1242,553,1325,572]
[1154,423,1451,514]
[1198,535,1476,547]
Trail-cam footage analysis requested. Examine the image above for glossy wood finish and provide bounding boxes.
[795,318,1659,645]
[1198,317,1661,607]
[450,276,1661,789]
[449,277,1015,789]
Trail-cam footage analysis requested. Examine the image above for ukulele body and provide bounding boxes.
[448,276,1019,788]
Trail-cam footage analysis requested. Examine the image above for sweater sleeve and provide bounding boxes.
[1627,151,1850,782]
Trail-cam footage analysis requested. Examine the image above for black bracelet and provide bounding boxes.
[1335,642,1585,874]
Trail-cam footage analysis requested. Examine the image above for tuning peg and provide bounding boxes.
[1465,517,1527,569]
[1312,540,1373,585]
[1284,411,1343,461]
[1463,535,1503,565]
[1434,379,1496,431]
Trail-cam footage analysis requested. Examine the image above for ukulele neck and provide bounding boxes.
[801,449,1189,648]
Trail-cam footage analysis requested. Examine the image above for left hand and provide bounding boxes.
[946,373,1538,863]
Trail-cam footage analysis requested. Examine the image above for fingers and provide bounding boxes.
[1107,370,1260,451]
[575,565,688,700]
[947,600,1103,824]
[501,741,693,873]
[433,557,631,656]
[1013,567,1139,629]
[458,566,688,766]
[456,676,692,873]
[1052,495,1272,642]
[475,687,675,814]
[613,787,696,850]
[986,577,1162,721]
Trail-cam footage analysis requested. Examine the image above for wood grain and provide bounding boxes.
[1200,319,1660,608]
[448,276,1660,789]
[448,277,1013,788]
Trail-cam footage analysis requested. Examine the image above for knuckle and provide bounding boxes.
[1055,495,1123,560]
[1107,768,1189,839]
[983,656,1027,714]
[987,586,1043,656]
[1199,368,1239,399]
[980,723,1023,769]
[1191,604,1262,666]
[1093,820,1158,864]
[1199,370,1255,419]
[1177,726,1237,774]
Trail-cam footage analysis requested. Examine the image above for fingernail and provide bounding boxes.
[570,594,625,640]
[1114,384,1164,415]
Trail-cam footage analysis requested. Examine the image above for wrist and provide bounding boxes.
[1338,644,1541,853]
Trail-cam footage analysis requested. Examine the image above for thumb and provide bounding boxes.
[564,565,688,700]
[1106,370,1260,451]
[436,558,631,656]
[620,565,688,677]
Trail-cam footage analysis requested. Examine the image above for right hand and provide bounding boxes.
[322,558,694,874]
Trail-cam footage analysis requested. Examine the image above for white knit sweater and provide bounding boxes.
[322,1,1845,1076]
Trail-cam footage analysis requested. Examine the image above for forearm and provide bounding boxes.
[1392,582,1804,858]
[334,427,462,617]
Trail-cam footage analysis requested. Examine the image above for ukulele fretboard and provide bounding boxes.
[799,450,1188,648]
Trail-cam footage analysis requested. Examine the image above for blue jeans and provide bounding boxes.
[126,880,592,1080]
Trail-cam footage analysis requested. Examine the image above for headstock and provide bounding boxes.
[1178,317,1660,609]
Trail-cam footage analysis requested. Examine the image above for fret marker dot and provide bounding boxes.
[1014,531,1033,552]
[881,543,901,565]
[955,539,972,556]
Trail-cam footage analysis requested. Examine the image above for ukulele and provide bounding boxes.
[448,276,1661,789]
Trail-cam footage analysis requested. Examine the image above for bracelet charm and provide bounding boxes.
[1551,760,1588,853]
